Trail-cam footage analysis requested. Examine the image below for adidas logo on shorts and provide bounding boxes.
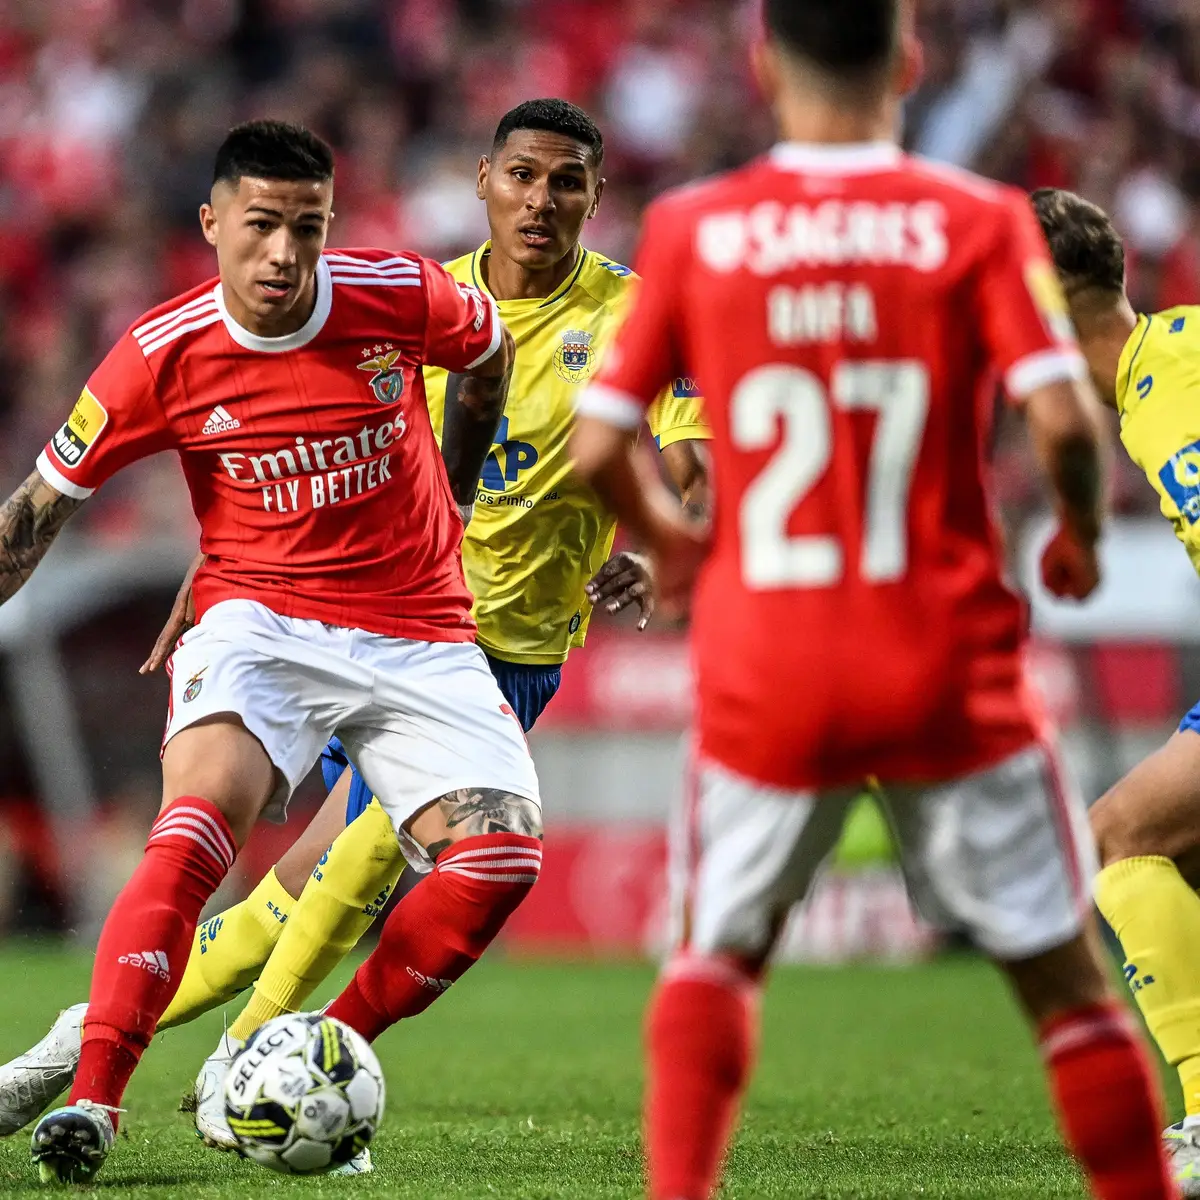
[202,405,241,435]
[118,949,171,980]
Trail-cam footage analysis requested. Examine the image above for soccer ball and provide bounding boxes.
[223,1012,385,1174]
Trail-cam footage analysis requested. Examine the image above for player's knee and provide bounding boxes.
[410,788,543,859]
[1090,785,1156,867]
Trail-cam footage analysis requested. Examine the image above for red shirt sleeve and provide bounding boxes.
[579,199,688,428]
[36,331,172,498]
[421,259,501,372]
[976,193,1087,402]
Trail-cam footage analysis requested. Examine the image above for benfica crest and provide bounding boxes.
[358,345,405,405]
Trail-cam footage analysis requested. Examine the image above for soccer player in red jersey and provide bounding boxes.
[571,3,1175,1198]
[2,120,547,1185]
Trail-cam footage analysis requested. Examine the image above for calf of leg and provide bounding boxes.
[327,790,543,1042]
[71,720,274,1120]
[1002,933,1173,1200]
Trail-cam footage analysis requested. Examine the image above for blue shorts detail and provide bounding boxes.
[483,652,562,733]
[1180,701,1200,736]
[325,652,561,824]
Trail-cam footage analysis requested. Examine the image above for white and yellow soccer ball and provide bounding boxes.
[223,1012,385,1174]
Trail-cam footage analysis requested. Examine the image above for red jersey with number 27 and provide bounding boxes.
[37,249,501,640]
[581,143,1087,790]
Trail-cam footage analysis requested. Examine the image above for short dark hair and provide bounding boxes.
[492,99,604,168]
[1031,188,1126,295]
[212,120,335,189]
[764,0,898,80]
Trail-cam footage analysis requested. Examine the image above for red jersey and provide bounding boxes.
[581,142,1086,789]
[37,249,501,640]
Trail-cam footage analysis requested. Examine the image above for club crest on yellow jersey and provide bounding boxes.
[358,344,404,404]
[553,328,594,383]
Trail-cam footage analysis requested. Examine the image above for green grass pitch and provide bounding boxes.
[0,944,1157,1198]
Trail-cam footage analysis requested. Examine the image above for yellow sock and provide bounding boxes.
[1095,855,1200,1115]
[157,867,295,1031]
[228,799,404,1042]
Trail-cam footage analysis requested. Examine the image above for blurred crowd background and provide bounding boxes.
[1,0,1196,531]
[0,0,1197,951]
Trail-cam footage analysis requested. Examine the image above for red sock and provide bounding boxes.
[327,833,541,1041]
[645,955,760,1200]
[1039,1002,1173,1200]
[70,797,235,1122]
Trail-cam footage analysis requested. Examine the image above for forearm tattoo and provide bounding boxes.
[441,368,511,506]
[425,787,543,860]
[0,470,84,603]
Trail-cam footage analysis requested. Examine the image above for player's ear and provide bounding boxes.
[589,177,605,221]
[895,0,924,94]
[199,202,218,249]
[749,36,779,106]
[477,156,490,201]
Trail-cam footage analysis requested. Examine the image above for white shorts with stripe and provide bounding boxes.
[674,744,1096,963]
[163,599,540,871]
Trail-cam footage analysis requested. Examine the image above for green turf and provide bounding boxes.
[0,945,1127,1197]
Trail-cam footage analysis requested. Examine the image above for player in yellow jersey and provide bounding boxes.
[0,100,709,1170]
[1034,186,1200,1195]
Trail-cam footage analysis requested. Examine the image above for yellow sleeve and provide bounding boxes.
[646,379,709,450]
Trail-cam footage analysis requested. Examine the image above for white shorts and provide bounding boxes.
[164,600,540,869]
[674,745,1096,963]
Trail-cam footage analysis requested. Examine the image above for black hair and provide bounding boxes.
[492,99,604,168]
[1031,188,1126,295]
[212,120,335,188]
[763,0,898,81]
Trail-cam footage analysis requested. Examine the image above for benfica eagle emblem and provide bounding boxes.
[358,345,405,405]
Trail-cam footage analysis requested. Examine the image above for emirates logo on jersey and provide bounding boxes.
[358,344,405,405]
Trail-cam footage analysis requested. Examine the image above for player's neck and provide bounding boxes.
[483,244,581,302]
[774,89,896,149]
[1075,293,1137,409]
[223,274,319,339]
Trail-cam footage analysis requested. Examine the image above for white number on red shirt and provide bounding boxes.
[731,361,930,589]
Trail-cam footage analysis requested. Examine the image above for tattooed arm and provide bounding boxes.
[0,469,87,604]
[440,325,516,513]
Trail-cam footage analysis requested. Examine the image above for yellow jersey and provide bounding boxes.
[1116,306,1200,574]
[425,243,708,665]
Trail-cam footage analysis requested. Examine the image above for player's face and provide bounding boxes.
[200,177,334,337]
[478,131,603,271]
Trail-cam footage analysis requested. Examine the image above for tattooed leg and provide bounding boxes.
[408,788,543,861]
[326,789,543,1039]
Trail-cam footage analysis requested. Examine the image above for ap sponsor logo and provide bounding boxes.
[480,415,538,492]
[1158,437,1200,524]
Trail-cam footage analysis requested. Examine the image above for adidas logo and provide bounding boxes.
[405,966,453,994]
[118,949,171,980]
[202,406,241,435]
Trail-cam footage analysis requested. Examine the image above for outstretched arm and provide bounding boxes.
[440,325,516,518]
[585,434,712,628]
[140,550,206,674]
[659,437,711,521]
[0,469,87,604]
[1023,377,1107,600]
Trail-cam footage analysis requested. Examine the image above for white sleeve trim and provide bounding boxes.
[36,450,95,500]
[576,383,647,430]
[463,297,502,371]
[1005,347,1088,399]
